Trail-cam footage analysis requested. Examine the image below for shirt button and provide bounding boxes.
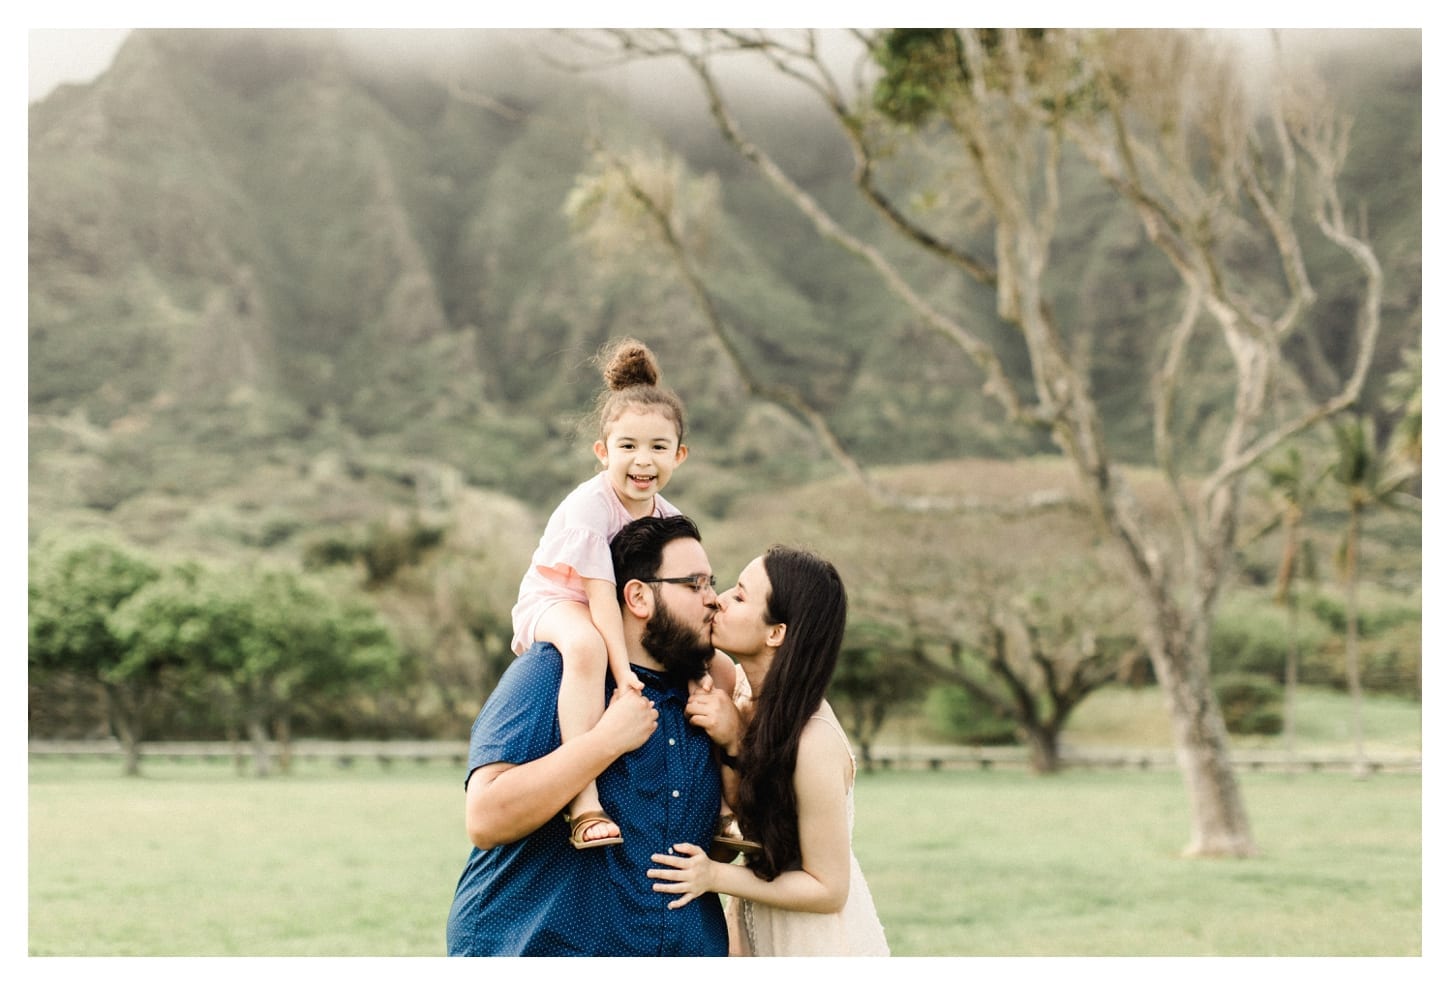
[672,790,680,798]
[668,738,676,746]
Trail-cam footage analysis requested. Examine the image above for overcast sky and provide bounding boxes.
[29,28,130,103]
[26,8,1431,105]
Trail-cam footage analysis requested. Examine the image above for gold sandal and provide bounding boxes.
[566,809,623,849]
[711,814,762,855]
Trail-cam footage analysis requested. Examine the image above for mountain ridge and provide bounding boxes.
[28,28,1421,547]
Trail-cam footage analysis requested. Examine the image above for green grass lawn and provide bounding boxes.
[854,769,1421,956]
[28,751,1422,956]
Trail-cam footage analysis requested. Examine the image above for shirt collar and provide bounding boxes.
[631,663,688,697]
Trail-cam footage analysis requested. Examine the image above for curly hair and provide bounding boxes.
[731,546,848,880]
[591,337,687,444]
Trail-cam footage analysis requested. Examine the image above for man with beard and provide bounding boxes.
[446,514,731,956]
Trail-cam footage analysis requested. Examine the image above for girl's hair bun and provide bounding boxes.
[599,338,660,390]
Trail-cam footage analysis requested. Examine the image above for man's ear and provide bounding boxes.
[622,579,655,619]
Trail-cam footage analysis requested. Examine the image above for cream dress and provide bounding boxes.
[724,674,890,957]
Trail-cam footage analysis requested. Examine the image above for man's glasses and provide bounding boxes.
[640,573,717,593]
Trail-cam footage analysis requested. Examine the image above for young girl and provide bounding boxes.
[509,337,690,849]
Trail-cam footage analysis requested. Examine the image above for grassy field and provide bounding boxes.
[27,686,1424,958]
[28,756,1421,957]
[855,769,1420,956]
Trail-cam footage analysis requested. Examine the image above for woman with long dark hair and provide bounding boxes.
[648,546,889,956]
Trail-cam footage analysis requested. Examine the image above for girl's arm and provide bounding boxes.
[648,720,852,913]
[583,576,640,691]
[703,651,737,698]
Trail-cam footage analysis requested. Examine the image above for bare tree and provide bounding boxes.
[567,28,1392,857]
[908,592,1137,775]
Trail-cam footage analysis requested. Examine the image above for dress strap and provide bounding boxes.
[809,713,857,783]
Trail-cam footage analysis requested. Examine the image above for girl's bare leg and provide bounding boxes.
[535,602,619,845]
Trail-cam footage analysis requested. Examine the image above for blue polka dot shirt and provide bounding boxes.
[445,643,728,956]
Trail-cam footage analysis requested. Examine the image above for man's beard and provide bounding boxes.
[640,595,715,686]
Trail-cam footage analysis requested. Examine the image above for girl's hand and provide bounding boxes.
[596,685,657,757]
[648,842,717,909]
[616,668,645,694]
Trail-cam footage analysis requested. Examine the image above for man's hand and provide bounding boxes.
[684,677,743,749]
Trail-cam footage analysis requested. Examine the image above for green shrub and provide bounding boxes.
[1359,622,1422,698]
[923,685,1017,745]
[1211,598,1287,679]
[1307,590,1419,637]
[1305,591,1421,696]
[1213,673,1283,736]
[1211,594,1332,684]
[1317,625,1423,700]
[302,535,357,570]
[357,519,445,585]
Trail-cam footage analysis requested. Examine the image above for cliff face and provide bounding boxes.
[29,30,502,424]
[27,28,1423,544]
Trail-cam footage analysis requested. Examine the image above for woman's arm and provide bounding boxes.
[648,720,852,913]
[465,686,658,849]
[685,654,746,809]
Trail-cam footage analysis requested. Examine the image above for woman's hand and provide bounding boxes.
[648,842,719,909]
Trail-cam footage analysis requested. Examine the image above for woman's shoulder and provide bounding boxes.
[793,719,855,803]
[799,705,853,761]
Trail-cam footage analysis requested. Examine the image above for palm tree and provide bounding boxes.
[1254,447,1326,765]
[1381,344,1422,698]
[1383,345,1422,473]
[1328,415,1418,778]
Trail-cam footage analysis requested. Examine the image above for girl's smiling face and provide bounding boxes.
[594,405,688,517]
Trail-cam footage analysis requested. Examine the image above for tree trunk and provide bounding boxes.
[1136,586,1252,852]
[1144,608,1257,857]
[274,715,294,774]
[102,681,143,777]
[246,711,271,777]
[1021,725,1061,775]
[1284,595,1300,765]
[1344,508,1369,780]
[225,723,247,775]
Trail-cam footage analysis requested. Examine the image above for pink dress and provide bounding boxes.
[510,471,679,655]
[724,674,890,956]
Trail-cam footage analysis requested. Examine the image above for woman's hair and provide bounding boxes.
[733,545,848,880]
[591,337,687,444]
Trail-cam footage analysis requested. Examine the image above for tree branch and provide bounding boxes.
[675,39,1037,427]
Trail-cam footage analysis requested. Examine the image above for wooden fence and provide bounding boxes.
[27,739,1420,775]
[864,745,1421,775]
